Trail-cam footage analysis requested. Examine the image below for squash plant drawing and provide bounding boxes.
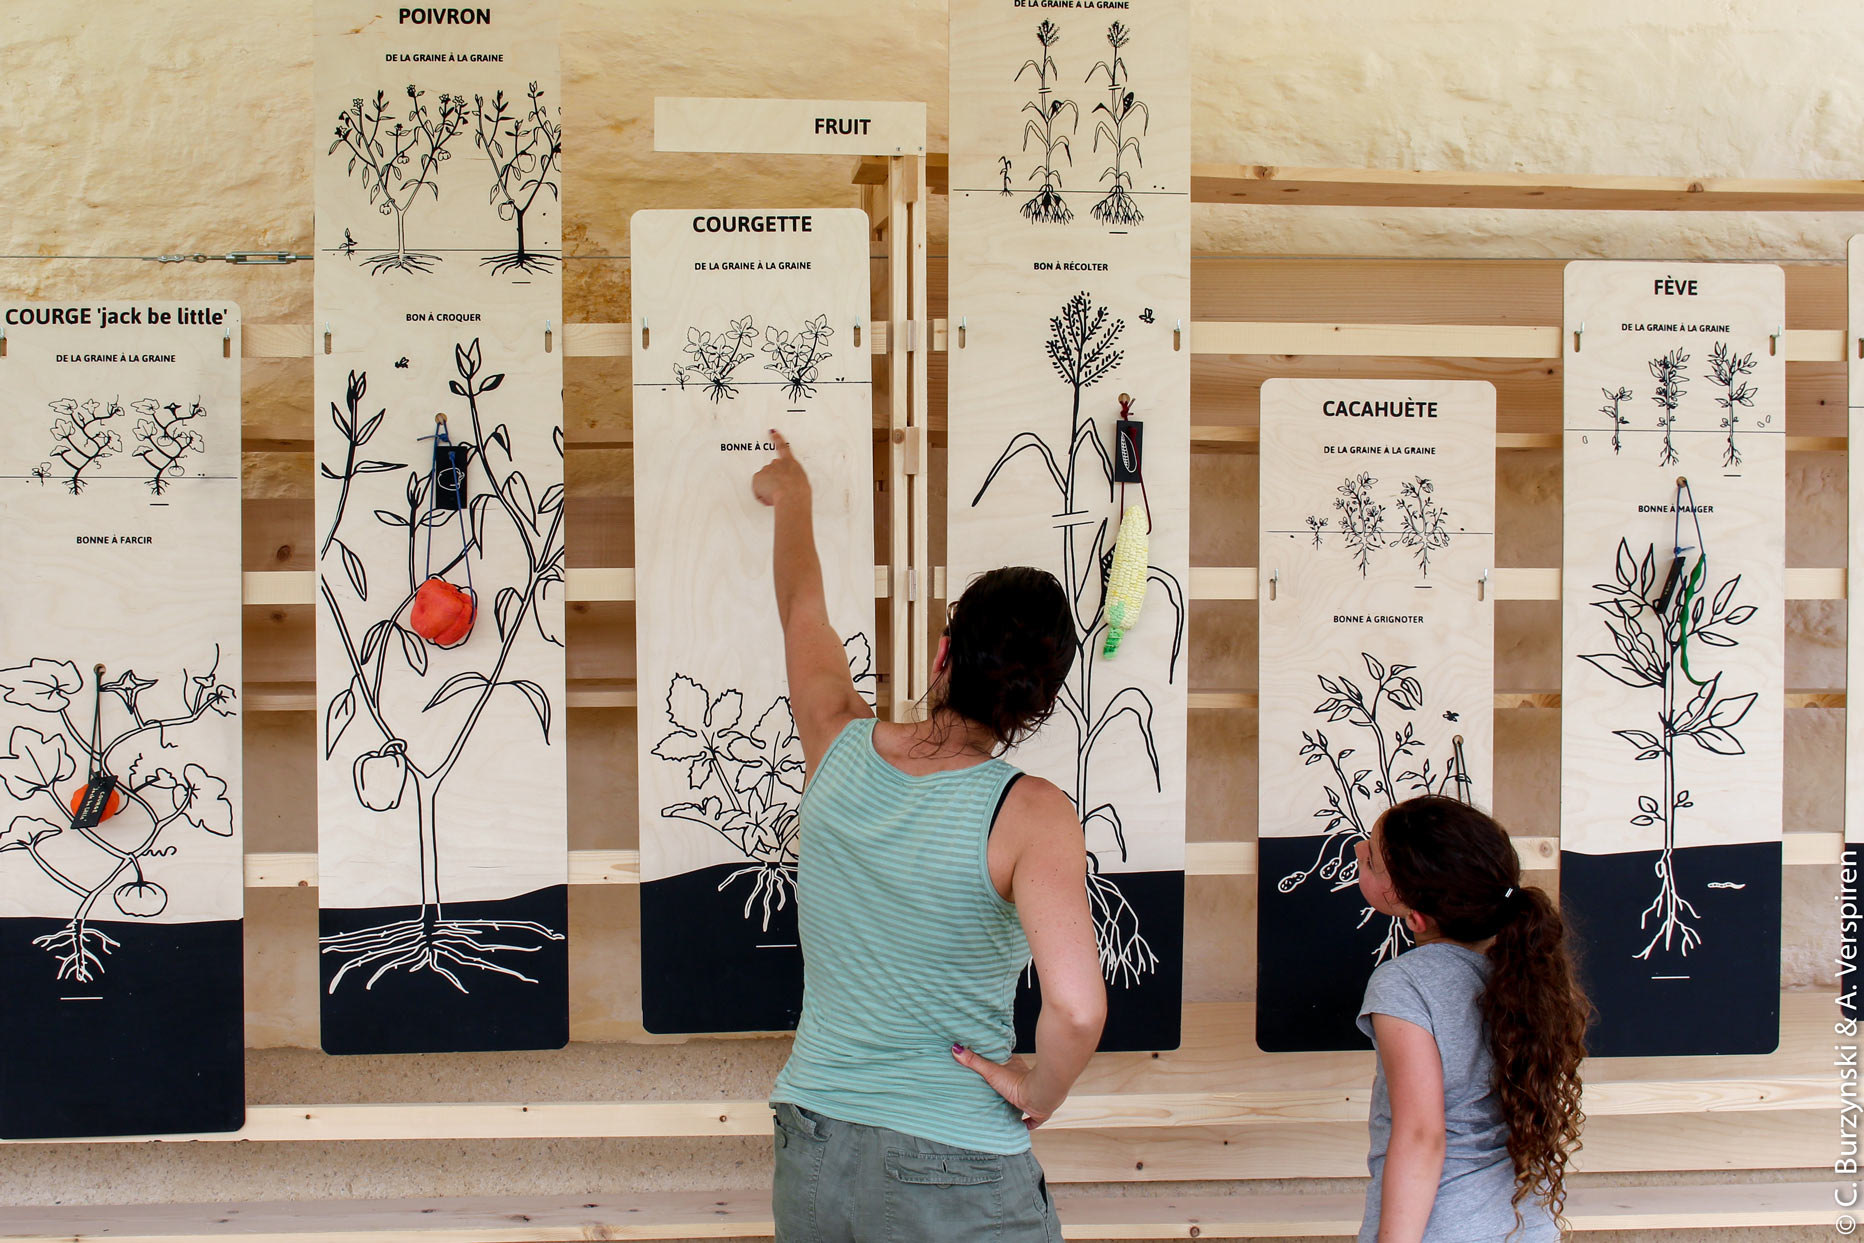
[1086,22,1148,227]
[1015,20,1079,225]
[318,338,567,995]
[0,653,237,982]
[329,86,468,275]
[969,290,1185,988]
[130,398,207,496]
[44,398,123,495]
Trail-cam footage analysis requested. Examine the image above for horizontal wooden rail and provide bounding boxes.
[854,152,1864,213]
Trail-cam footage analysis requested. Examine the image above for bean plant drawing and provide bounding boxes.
[1278,653,1470,964]
[329,87,467,275]
[1087,22,1148,226]
[318,339,568,995]
[1601,386,1634,456]
[130,398,206,496]
[0,653,237,982]
[763,316,834,402]
[1649,348,1688,468]
[678,317,759,403]
[1015,20,1079,225]
[1708,342,1757,468]
[1304,474,1450,581]
[969,290,1186,989]
[472,83,562,275]
[1580,539,1757,960]
[650,637,876,931]
[44,398,123,494]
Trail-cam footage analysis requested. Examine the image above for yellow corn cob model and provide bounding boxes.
[1102,504,1149,657]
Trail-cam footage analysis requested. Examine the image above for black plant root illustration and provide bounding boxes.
[1087,22,1148,226]
[970,291,1187,988]
[678,317,758,403]
[1649,348,1688,467]
[1016,20,1079,225]
[44,398,123,494]
[330,86,467,275]
[1581,539,1757,959]
[762,316,834,401]
[650,638,876,930]
[1601,386,1634,456]
[130,398,206,495]
[1278,653,1470,964]
[473,82,562,275]
[0,653,237,981]
[1708,341,1757,468]
[318,339,568,995]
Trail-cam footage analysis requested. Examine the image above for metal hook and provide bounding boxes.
[1268,568,1279,602]
[1478,568,1489,602]
[853,317,862,349]
[1769,323,1783,357]
[223,329,232,359]
[1173,318,1183,352]
[957,316,967,349]
[1572,320,1584,353]
[323,323,332,355]
[640,318,649,351]
[545,319,553,354]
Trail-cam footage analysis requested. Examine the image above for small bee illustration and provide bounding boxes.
[394,357,410,369]
[1139,308,1155,324]
[1442,711,1460,722]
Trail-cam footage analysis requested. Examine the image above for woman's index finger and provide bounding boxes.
[768,428,793,458]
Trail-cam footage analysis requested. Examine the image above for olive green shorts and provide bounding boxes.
[772,1102,1062,1242]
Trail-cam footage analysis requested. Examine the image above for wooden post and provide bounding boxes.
[885,156,913,720]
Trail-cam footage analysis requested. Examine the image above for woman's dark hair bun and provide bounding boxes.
[938,566,1076,752]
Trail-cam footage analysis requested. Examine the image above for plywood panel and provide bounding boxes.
[1256,380,1496,1050]
[1560,262,1786,1056]
[312,0,568,1055]
[0,302,245,1138]
[629,209,875,1033]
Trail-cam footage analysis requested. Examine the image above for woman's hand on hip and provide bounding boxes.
[951,1044,1056,1131]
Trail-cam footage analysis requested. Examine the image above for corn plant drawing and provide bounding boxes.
[678,317,759,403]
[318,339,567,995]
[969,290,1186,989]
[44,398,123,494]
[1087,22,1148,227]
[0,653,236,982]
[1279,653,1470,964]
[472,82,562,276]
[1708,342,1757,469]
[762,316,834,402]
[329,87,467,275]
[130,398,206,496]
[1650,348,1688,468]
[1601,386,1634,456]
[1581,539,1757,960]
[650,638,875,930]
[1015,20,1079,225]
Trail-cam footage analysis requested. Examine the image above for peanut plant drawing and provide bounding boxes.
[970,290,1186,989]
[329,87,467,275]
[1708,341,1757,468]
[1087,22,1148,226]
[472,82,562,276]
[0,653,236,982]
[1015,20,1079,225]
[650,637,875,931]
[1601,386,1633,456]
[1394,478,1449,579]
[1581,539,1757,960]
[1650,348,1688,468]
[678,317,759,403]
[1279,653,1470,964]
[44,398,123,494]
[1305,473,1449,581]
[762,316,834,402]
[130,399,206,496]
[318,339,567,995]
[1305,515,1327,548]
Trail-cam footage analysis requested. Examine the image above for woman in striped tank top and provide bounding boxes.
[752,430,1107,1242]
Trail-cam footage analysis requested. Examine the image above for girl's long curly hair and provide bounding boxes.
[1377,795,1590,1225]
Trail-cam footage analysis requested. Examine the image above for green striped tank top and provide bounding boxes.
[771,717,1033,1154]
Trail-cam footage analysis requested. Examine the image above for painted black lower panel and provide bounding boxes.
[319,886,569,1054]
[1561,842,1780,1056]
[1015,869,1184,1053]
[641,864,804,1034]
[1256,836,1383,1053]
[1,916,244,1139]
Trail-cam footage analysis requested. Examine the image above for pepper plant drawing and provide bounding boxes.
[1650,348,1688,468]
[1015,20,1079,225]
[650,636,875,931]
[130,399,206,496]
[472,82,563,275]
[1278,652,1470,963]
[1708,342,1757,468]
[318,339,567,995]
[1086,22,1148,226]
[44,398,123,494]
[1580,538,1757,960]
[0,653,236,982]
[329,86,468,275]
[1601,386,1634,456]
[678,317,759,403]
[762,316,834,402]
[969,290,1186,989]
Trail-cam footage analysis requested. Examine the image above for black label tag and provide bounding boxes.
[1113,420,1144,483]
[434,444,471,511]
[70,774,119,830]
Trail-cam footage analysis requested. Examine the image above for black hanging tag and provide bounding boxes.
[1654,553,1687,612]
[434,443,471,511]
[1113,419,1144,483]
[70,773,119,831]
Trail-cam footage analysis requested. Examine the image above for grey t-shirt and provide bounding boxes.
[1356,942,1560,1243]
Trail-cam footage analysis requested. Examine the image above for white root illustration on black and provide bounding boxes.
[1086,22,1148,226]
[1015,20,1079,225]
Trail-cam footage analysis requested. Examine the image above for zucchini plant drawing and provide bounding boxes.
[329,86,467,275]
[1015,20,1079,225]
[318,338,566,995]
[1086,22,1148,226]
[1649,348,1688,467]
[472,82,562,276]
[762,316,834,402]
[44,398,123,494]
[1708,342,1757,468]
[1580,538,1757,959]
[0,653,237,981]
[677,317,759,403]
[969,290,1186,988]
